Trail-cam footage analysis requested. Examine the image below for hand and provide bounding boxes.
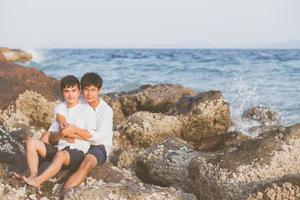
[61,124,77,137]
[59,121,69,131]
[66,137,75,143]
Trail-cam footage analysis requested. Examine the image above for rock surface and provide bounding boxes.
[0,91,57,131]
[0,48,32,62]
[137,124,300,200]
[0,62,60,109]
[116,90,230,150]
[103,84,197,124]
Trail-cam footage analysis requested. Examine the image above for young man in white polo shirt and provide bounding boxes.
[22,75,96,188]
[55,72,113,190]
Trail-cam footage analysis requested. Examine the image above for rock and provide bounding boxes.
[243,106,282,126]
[0,91,56,131]
[64,182,197,200]
[103,84,197,124]
[114,148,146,168]
[0,126,24,154]
[15,90,57,127]
[118,111,182,148]
[116,90,230,150]
[0,53,7,62]
[137,124,300,200]
[179,91,230,149]
[0,62,60,109]
[246,176,300,200]
[0,164,7,179]
[65,163,196,200]
[136,138,197,189]
[0,47,32,62]
[0,91,54,131]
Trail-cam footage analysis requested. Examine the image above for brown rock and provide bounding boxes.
[0,47,32,62]
[0,53,7,62]
[115,90,230,150]
[180,91,231,149]
[0,62,60,109]
[103,84,197,124]
[118,111,182,148]
[246,176,300,200]
[243,106,282,126]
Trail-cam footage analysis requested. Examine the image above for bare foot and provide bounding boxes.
[23,176,41,188]
[11,172,24,180]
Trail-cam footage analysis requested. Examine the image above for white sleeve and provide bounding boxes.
[54,102,66,116]
[84,106,97,132]
[89,108,113,144]
[48,103,64,132]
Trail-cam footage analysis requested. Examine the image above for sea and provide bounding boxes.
[22,49,300,136]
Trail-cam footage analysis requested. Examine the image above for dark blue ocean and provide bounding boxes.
[24,49,300,135]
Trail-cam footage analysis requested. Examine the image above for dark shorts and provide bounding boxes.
[86,144,107,166]
[40,143,85,172]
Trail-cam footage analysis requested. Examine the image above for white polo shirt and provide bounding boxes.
[87,98,113,156]
[49,102,96,153]
[55,97,113,156]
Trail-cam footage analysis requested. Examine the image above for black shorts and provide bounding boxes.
[40,143,84,172]
[63,147,85,172]
[41,142,58,162]
[86,145,107,166]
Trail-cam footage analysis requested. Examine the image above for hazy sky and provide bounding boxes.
[1,0,299,48]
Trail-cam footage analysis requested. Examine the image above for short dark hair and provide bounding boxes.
[81,72,103,89]
[60,75,80,91]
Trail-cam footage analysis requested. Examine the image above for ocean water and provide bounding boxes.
[23,49,300,135]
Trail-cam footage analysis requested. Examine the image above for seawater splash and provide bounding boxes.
[228,75,262,137]
[24,48,47,63]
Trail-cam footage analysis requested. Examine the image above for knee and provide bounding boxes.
[80,157,96,171]
[26,138,38,148]
[54,150,69,160]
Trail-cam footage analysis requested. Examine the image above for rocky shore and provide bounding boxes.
[0,51,299,200]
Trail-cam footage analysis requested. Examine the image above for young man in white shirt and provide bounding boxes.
[55,72,113,191]
[21,75,96,188]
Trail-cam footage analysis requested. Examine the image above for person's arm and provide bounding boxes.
[48,131,62,144]
[56,113,69,130]
[61,125,90,140]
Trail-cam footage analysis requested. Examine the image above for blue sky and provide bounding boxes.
[0,0,299,48]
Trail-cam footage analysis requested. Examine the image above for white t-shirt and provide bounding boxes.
[49,102,96,153]
[56,97,113,156]
[89,98,113,156]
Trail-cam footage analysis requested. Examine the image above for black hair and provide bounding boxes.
[60,75,80,91]
[80,72,103,89]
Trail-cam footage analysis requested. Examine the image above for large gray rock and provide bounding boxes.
[65,163,197,200]
[137,124,300,200]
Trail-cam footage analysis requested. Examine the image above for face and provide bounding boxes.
[83,85,100,104]
[62,85,80,105]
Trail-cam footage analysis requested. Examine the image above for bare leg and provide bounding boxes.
[40,131,50,144]
[26,138,47,178]
[23,150,70,188]
[63,154,97,189]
